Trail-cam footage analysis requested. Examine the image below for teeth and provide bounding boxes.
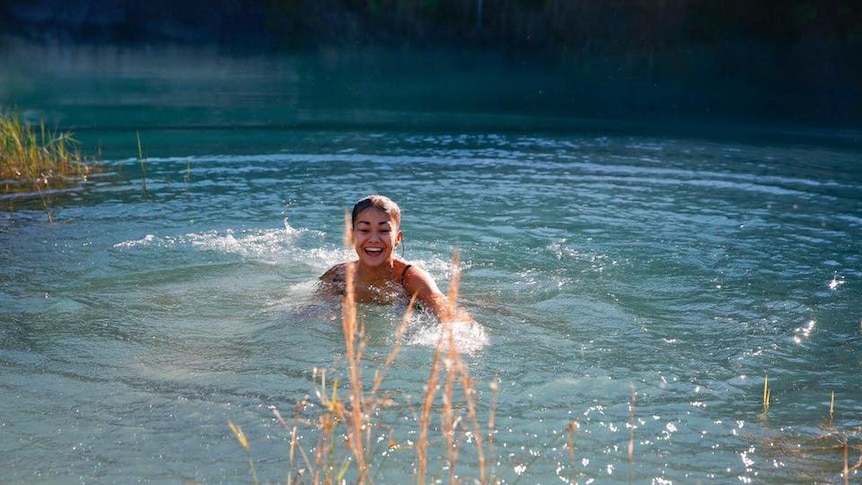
[366,248,383,253]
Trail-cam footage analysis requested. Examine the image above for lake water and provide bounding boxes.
[1,43,861,484]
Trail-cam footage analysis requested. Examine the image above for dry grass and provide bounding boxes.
[758,379,862,484]
[227,211,496,485]
[227,220,862,485]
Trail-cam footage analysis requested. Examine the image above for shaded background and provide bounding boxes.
[1,0,861,129]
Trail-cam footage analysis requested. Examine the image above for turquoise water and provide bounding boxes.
[2,44,862,484]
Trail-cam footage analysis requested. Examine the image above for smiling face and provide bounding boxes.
[352,207,402,268]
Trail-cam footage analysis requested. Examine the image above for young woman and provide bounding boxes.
[319,195,471,322]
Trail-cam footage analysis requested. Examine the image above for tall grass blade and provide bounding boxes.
[761,374,770,417]
[136,130,148,197]
[228,420,259,485]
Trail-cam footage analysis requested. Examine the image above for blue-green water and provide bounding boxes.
[1,44,862,484]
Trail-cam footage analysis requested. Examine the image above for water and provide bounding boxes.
[1,44,862,484]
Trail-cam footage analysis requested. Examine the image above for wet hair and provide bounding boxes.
[351,195,402,228]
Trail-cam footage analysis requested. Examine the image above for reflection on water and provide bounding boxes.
[3,40,858,160]
[1,44,861,484]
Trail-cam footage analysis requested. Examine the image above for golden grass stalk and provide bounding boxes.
[566,420,579,483]
[228,419,250,452]
[271,404,315,485]
[416,318,442,485]
[415,249,492,485]
[761,374,770,417]
[340,210,370,483]
[228,420,260,485]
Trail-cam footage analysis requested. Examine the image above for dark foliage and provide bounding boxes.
[1,0,859,124]
[1,0,860,52]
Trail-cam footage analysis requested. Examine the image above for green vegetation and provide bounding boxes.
[0,111,95,222]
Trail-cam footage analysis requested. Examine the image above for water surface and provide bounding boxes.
[1,44,861,484]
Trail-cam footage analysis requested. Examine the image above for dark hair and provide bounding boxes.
[351,195,402,228]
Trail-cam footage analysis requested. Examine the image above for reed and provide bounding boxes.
[758,387,862,484]
[228,420,260,485]
[566,420,579,484]
[227,217,862,484]
[823,394,862,485]
[0,111,94,221]
[760,374,770,418]
[136,130,148,197]
[231,264,862,484]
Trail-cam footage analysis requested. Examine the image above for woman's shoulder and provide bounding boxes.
[318,263,348,298]
[320,262,348,283]
[393,258,425,279]
[396,259,440,293]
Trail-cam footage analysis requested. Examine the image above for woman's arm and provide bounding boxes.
[403,265,474,323]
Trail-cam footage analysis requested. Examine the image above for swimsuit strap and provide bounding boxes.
[400,264,413,286]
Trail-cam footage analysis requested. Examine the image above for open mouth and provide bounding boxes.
[364,247,384,256]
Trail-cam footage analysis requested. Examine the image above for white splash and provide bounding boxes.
[113,220,328,265]
[828,275,844,290]
[113,234,158,248]
[406,318,488,355]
